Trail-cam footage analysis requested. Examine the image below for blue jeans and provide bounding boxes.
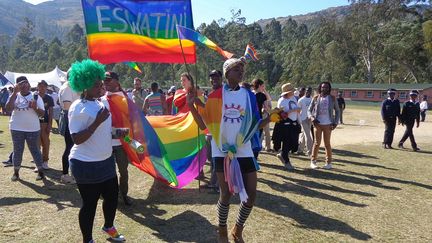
[11,130,43,170]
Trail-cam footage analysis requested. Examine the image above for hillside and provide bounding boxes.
[0,0,83,40]
[0,0,353,40]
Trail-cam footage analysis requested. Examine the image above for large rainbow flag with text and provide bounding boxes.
[81,0,196,64]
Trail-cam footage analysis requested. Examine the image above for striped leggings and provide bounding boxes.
[217,201,253,227]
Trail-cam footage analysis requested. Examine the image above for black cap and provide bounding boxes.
[38,80,48,86]
[387,88,397,94]
[209,70,222,77]
[409,90,419,96]
[105,71,119,80]
[16,76,28,83]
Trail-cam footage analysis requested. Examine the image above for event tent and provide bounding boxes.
[2,66,67,88]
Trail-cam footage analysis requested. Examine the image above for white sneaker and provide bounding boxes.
[323,163,332,170]
[276,153,286,165]
[61,174,76,184]
[310,160,318,169]
[42,162,50,170]
[33,167,39,173]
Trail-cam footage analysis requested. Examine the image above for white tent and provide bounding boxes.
[3,66,67,88]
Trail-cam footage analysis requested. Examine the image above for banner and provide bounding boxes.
[81,0,196,64]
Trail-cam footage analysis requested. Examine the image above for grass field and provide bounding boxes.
[0,107,431,243]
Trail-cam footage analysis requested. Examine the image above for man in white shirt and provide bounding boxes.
[420,95,428,122]
[297,87,313,156]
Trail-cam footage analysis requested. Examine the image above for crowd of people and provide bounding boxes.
[0,57,429,243]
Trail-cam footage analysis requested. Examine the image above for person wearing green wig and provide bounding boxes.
[67,59,126,243]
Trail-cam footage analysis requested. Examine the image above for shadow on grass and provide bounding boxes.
[258,177,368,207]
[0,197,41,206]
[332,158,398,171]
[119,180,217,242]
[256,190,372,241]
[261,171,376,198]
[296,169,400,190]
[331,148,378,160]
[17,178,80,211]
[338,169,432,190]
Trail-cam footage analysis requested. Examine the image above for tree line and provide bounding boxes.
[1,0,432,91]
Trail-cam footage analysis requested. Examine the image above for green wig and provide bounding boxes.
[68,59,105,92]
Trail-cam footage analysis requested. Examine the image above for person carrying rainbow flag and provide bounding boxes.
[187,58,271,243]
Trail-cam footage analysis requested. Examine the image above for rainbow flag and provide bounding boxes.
[107,93,207,188]
[125,62,142,73]
[244,44,259,61]
[81,0,196,64]
[176,25,233,59]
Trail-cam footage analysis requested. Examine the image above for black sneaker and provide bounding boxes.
[3,160,12,167]
[413,147,420,152]
[398,144,405,149]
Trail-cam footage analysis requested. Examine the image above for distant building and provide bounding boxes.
[332,83,432,108]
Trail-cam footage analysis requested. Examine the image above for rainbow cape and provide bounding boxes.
[107,93,206,188]
[198,85,261,201]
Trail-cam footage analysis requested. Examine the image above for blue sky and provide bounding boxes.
[24,0,350,25]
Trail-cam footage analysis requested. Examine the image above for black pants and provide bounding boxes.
[77,177,119,243]
[383,118,396,146]
[62,114,74,175]
[421,110,426,122]
[339,109,344,124]
[273,121,300,163]
[399,121,417,149]
[112,146,129,197]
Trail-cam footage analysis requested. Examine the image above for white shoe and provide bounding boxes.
[276,153,286,165]
[61,174,76,184]
[323,163,332,170]
[310,160,318,169]
[42,162,50,170]
[33,167,39,173]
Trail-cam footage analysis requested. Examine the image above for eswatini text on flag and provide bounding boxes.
[81,0,196,64]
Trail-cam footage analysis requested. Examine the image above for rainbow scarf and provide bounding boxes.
[107,93,206,188]
[199,85,261,201]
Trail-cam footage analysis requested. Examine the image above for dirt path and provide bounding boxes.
[329,108,432,147]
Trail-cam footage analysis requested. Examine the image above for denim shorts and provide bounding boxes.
[70,156,116,184]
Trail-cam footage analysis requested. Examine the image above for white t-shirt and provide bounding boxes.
[211,88,254,158]
[8,92,45,132]
[278,96,300,122]
[50,92,60,109]
[68,99,113,162]
[420,101,428,111]
[298,96,312,121]
[59,82,80,110]
[101,91,125,147]
[317,96,332,125]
